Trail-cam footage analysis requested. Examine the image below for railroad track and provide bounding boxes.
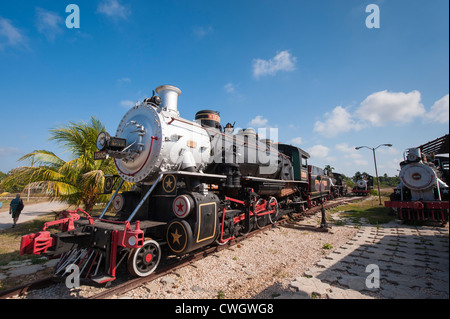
[0,196,363,299]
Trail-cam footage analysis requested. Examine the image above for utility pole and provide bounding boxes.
[355,144,392,205]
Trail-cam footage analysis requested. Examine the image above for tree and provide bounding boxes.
[0,168,29,193]
[0,171,7,193]
[353,171,362,182]
[324,165,334,176]
[3,117,130,212]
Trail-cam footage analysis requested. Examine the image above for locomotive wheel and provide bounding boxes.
[267,197,279,224]
[255,198,268,229]
[127,239,161,277]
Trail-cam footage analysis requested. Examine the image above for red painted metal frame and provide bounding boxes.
[225,196,245,206]
[385,200,449,221]
[224,196,277,226]
[385,201,449,210]
[20,208,144,261]
[20,231,56,255]
[20,209,94,255]
[105,220,145,282]
[351,189,370,194]
[218,195,277,244]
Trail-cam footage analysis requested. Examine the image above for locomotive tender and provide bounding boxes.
[20,85,345,283]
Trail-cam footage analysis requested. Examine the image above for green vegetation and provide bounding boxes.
[0,169,29,193]
[0,214,55,267]
[328,195,396,225]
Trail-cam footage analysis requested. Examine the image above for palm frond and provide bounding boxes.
[49,116,105,159]
[18,150,65,169]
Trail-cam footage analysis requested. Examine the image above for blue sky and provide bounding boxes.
[0,0,448,178]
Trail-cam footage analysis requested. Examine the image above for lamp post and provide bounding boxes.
[355,144,392,205]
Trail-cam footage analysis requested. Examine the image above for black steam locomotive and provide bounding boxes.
[351,174,373,196]
[20,85,347,283]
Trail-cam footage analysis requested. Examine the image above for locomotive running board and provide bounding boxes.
[241,175,306,184]
[163,171,227,179]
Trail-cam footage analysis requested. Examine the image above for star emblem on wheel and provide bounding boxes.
[171,228,182,245]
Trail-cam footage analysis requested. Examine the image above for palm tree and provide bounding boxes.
[324,165,334,176]
[4,117,129,212]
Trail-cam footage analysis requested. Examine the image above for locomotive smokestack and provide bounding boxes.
[155,85,182,114]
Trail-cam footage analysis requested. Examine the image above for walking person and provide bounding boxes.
[9,194,24,228]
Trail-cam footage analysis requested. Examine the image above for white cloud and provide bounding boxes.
[355,90,425,126]
[192,25,213,39]
[224,83,235,93]
[290,137,303,146]
[120,100,134,108]
[252,50,296,79]
[425,94,449,124]
[248,115,268,128]
[117,77,131,84]
[314,106,364,137]
[35,8,64,41]
[378,157,404,176]
[307,145,329,158]
[97,0,130,19]
[335,143,354,153]
[0,16,26,49]
[335,143,363,160]
[314,90,445,138]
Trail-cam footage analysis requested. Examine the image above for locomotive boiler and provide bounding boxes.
[385,147,449,223]
[20,85,342,283]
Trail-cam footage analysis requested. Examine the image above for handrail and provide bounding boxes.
[99,179,124,219]
[127,174,163,222]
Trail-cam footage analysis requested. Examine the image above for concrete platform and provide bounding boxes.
[279,220,449,299]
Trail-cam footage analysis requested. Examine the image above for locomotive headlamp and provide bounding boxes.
[96,132,111,151]
[128,236,137,247]
[96,131,127,152]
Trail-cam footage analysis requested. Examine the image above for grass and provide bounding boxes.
[328,195,397,225]
[0,205,113,291]
[0,213,57,292]
[0,205,109,263]
[0,214,55,266]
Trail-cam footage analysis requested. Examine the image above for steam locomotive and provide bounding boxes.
[385,147,449,223]
[351,174,373,196]
[20,85,346,283]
